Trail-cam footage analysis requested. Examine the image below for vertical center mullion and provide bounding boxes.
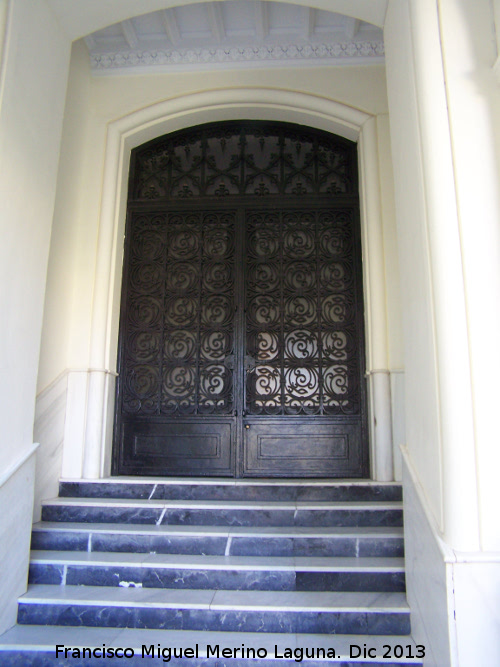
[279,212,286,415]
[236,207,245,418]
[159,215,169,415]
[194,213,204,415]
[316,211,324,414]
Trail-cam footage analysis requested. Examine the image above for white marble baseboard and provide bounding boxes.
[0,450,36,634]
[402,449,500,667]
[33,372,68,521]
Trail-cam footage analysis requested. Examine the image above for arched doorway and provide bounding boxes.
[113,120,368,477]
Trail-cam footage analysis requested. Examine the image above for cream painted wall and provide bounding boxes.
[37,40,93,393]
[376,114,404,478]
[89,65,389,121]
[39,57,393,382]
[0,0,70,471]
[0,1,8,70]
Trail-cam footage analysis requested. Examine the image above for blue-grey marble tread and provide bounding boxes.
[40,498,403,528]
[31,523,405,557]
[17,586,411,635]
[0,656,426,666]
[0,626,423,665]
[28,552,406,592]
[58,479,403,503]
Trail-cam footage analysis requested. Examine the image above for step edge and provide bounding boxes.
[19,586,410,613]
[42,498,404,510]
[59,478,403,487]
[32,522,405,537]
[29,551,406,572]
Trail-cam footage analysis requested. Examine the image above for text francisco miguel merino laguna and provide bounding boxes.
[55,642,425,661]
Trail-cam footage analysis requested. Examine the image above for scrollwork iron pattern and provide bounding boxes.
[132,122,356,200]
[245,209,360,417]
[121,210,235,416]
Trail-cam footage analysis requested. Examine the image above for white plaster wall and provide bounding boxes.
[0,0,71,631]
[385,0,500,663]
[0,0,70,472]
[386,0,500,555]
[385,0,500,552]
[437,0,500,553]
[384,0,443,527]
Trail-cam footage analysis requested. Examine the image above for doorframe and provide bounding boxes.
[75,88,394,481]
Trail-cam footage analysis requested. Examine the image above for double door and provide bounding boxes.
[114,199,367,477]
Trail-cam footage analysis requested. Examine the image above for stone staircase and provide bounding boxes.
[0,479,424,665]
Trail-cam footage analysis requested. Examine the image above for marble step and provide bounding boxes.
[41,498,403,528]
[0,626,425,666]
[17,585,411,635]
[59,478,403,503]
[31,522,405,557]
[29,551,406,592]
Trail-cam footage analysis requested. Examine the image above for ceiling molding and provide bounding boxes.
[91,41,384,74]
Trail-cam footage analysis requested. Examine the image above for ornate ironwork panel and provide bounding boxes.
[131,122,357,200]
[245,209,361,417]
[119,209,236,418]
[115,121,367,478]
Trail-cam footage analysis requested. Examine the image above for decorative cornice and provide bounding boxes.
[91,41,385,73]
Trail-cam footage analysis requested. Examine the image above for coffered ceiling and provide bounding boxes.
[83,0,384,74]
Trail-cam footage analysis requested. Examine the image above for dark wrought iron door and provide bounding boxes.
[243,206,365,476]
[113,121,368,477]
